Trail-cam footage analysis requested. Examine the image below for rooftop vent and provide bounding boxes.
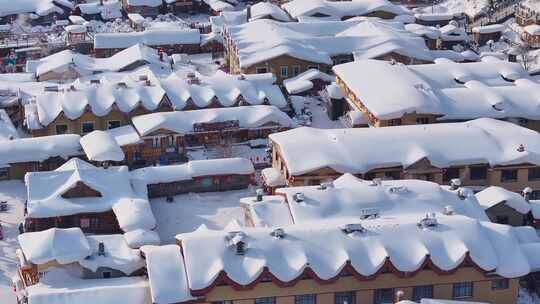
[318,182,333,190]
[238,74,246,80]
[457,187,470,200]
[388,186,408,194]
[98,242,105,256]
[270,228,285,239]
[139,75,148,81]
[293,192,304,203]
[517,144,525,152]
[44,86,59,92]
[523,187,533,201]
[370,178,382,186]
[117,82,127,89]
[418,213,438,228]
[450,178,461,190]
[443,205,455,215]
[226,231,247,255]
[359,208,380,219]
[341,223,366,234]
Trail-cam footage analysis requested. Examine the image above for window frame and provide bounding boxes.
[443,167,460,182]
[292,65,301,77]
[452,282,473,299]
[254,298,275,304]
[81,121,95,134]
[469,166,488,181]
[307,65,319,71]
[500,169,518,183]
[280,65,289,78]
[491,278,509,290]
[529,167,540,181]
[256,67,268,74]
[335,291,355,304]
[412,285,434,301]
[55,124,68,135]
[416,117,430,124]
[107,120,121,130]
[295,294,316,304]
[374,288,395,304]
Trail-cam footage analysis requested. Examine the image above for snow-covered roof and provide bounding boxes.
[249,2,292,22]
[525,24,540,36]
[261,167,287,187]
[126,0,162,7]
[0,0,71,17]
[332,57,537,121]
[177,214,535,291]
[77,0,122,20]
[25,159,134,218]
[0,134,82,165]
[80,130,125,162]
[159,71,287,109]
[240,195,292,227]
[414,13,454,21]
[78,234,146,275]
[283,69,335,94]
[439,21,468,42]
[226,19,434,69]
[0,109,18,141]
[475,186,532,214]
[265,174,488,226]
[94,28,200,49]
[112,197,157,232]
[142,245,194,304]
[18,228,91,265]
[124,229,161,248]
[472,24,505,34]
[107,125,142,146]
[132,105,294,136]
[282,0,411,20]
[131,158,254,185]
[203,0,234,12]
[69,15,87,25]
[269,118,540,176]
[27,44,162,78]
[26,267,151,304]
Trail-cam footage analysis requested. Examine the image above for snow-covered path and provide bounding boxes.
[0,181,26,303]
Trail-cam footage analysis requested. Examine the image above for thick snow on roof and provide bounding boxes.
[240,195,293,227]
[94,28,200,49]
[472,24,505,34]
[80,130,125,162]
[269,174,489,225]
[261,167,287,187]
[283,69,335,94]
[0,109,18,141]
[414,13,453,21]
[142,245,194,304]
[25,159,132,218]
[0,134,82,165]
[159,71,287,109]
[18,228,91,265]
[282,0,410,19]
[112,198,157,232]
[249,2,292,22]
[269,118,540,176]
[420,300,488,304]
[27,44,162,78]
[0,0,69,17]
[107,125,142,146]
[124,229,161,248]
[131,158,254,185]
[178,214,534,291]
[525,24,540,36]
[475,186,531,214]
[132,105,294,136]
[203,0,234,12]
[225,19,434,68]
[439,21,468,42]
[79,234,146,275]
[333,57,537,120]
[26,267,151,304]
[77,0,122,20]
[126,0,162,6]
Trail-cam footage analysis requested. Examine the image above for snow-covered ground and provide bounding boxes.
[0,181,27,303]
[150,187,255,243]
[414,0,489,18]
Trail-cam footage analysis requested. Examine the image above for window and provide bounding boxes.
[80,218,90,228]
[102,271,111,279]
[55,124,68,134]
[90,217,100,229]
[416,117,430,124]
[443,167,460,182]
[255,298,275,304]
[529,167,540,181]
[470,166,487,180]
[492,279,509,290]
[0,168,8,180]
[388,119,401,126]
[307,65,319,71]
[81,121,95,134]
[335,291,355,304]
[453,282,473,298]
[363,172,376,180]
[500,169,518,182]
[374,288,394,304]
[107,120,121,129]
[211,301,232,304]
[532,190,540,200]
[133,151,142,161]
[153,137,161,148]
[292,65,301,77]
[256,67,268,74]
[280,66,289,78]
[413,285,433,301]
[384,171,400,180]
[295,294,316,304]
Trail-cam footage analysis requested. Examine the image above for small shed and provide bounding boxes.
[522,24,540,48]
[472,24,505,46]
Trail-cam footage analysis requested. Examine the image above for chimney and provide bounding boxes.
[255,189,263,202]
[98,242,105,256]
[523,187,533,202]
[450,178,461,190]
[246,5,251,22]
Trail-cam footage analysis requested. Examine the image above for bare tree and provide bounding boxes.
[515,40,538,71]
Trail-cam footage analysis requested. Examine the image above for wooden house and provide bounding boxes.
[121,0,162,17]
[522,25,540,49]
[472,24,505,46]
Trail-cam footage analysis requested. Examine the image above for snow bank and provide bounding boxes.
[18,228,91,265]
[269,118,540,176]
[475,186,531,214]
[142,245,194,304]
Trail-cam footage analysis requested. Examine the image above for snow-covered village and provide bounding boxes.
[3,0,540,303]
